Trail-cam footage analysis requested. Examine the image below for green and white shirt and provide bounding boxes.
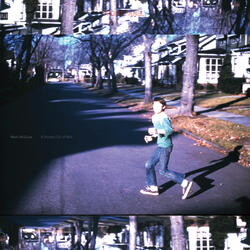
[152,113,173,148]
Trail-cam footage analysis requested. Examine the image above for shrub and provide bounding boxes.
[195,83,204,90]
[206,83,216,91]
[246,88,250,97]
[116,73,125,84]
[124,77,139,85]
[152,78,161,87]
[217,53,243,94]
[218,78,243,94]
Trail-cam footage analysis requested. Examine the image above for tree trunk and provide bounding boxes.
[143,35,154,104]
[74,221,83,249]
[24,0,38,34]
[90,35,96,87]
[110,0,117,33]
[70,224,75,250]
[110,61,117,93]
[21,35,33,83]
[89,216,99,249]
[179,34,199,116]
[163,218,171,250]
[105,63,112,91]
[76,0,84,19]
[61,0,77,34]
[170,216,186,250]
[16,37,28,82]
[129,216,137,250]
[95,68,103,89]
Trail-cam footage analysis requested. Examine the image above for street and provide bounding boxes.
[1,82,250,215]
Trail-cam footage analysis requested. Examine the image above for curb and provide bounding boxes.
[81,84,250,167]
[172,126,250,166]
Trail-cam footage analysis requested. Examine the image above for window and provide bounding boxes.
[35,0,53,19]
[195,229,215,250]
[173,0,186,8]
[0,12,8,20]
[172,0,186,13]
[205,58,223,81]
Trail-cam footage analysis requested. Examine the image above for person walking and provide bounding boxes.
[140,97,193,199]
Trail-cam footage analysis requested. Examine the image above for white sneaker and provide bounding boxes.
[140,186,159,196]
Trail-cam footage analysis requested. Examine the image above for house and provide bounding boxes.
[0,0,61,33]
[187,216,250,250]
[152,35,250,89]
[198,35,250,85]
[152,35,217,86]
[0,0,145,34]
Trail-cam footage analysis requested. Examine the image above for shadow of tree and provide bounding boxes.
[235,196,250,214]
[196,96,248,115]
[158,145,242,196]
[185,145,242,199]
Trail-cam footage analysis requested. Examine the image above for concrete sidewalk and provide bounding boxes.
[118,88,250,128]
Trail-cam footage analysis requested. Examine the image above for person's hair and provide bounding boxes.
[153,97,166,109]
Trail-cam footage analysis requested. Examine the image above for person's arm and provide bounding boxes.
[160,117,173,136]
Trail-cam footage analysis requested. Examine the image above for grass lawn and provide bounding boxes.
[83,84,249,167]
[195,94,250,117]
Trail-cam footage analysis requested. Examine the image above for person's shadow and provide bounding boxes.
[159,145,242,197]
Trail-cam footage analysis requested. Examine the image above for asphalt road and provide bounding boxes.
[1,82,250,215]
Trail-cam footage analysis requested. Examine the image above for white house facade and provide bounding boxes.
[0,0,61,33]
[197,49,226,85]
[153,35,250,88]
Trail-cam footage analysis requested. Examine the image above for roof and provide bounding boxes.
[198,48,227,55]
[0,1,10,11]
[156,55,180,64]
[127,60,144,68]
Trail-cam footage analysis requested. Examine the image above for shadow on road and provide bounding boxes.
[196,96,248,115]
[143,142,243,196]
[158,145,242,196]
[235,196,250,214]
[0,83,181,213]
[184,145,242,199]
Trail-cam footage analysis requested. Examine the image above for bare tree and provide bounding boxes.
[80,216,99,250]
[74,221,84,249]
[75,35,103,88]
[140,0,249,34]
[61,0,77,35]
[129,216,137,250]
[179,34,199,116]
[110,0,117,33]
[90,33,145,93]
[23,0,38,34]
[143,34,154,104]
[170,216,186,250]
[14,35,42,84]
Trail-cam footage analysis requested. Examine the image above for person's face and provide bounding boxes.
[153,101,164,114]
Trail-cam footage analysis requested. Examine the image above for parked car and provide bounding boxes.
[0,232,9,247]
[64,73,75,81]
[47,72,62,82]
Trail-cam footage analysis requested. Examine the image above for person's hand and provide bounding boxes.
[148,128,157,135]
[144,135,153,143]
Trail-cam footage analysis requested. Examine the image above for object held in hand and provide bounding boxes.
[148,128,157,135]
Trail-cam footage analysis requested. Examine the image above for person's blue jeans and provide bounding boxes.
[145,146,185,186]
